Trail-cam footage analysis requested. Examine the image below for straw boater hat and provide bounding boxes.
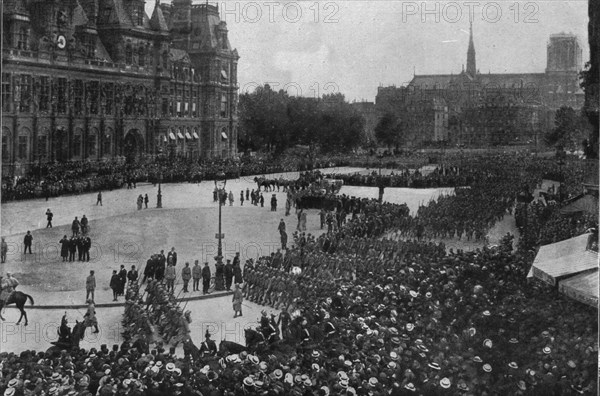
[483,364,492,372]
[428,362,441,370]
[440,378,451,389]
[543,346,551,354]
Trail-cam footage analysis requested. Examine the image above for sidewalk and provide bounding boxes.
[14,283,233,309]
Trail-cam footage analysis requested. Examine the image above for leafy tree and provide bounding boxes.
[545,106,590,152]
[239,84,366,154]
[375,112,404,149]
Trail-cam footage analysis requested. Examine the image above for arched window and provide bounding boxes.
[162,51,169,70]
[18,127,31,160]
[103,127,113,157]
[125,43,133,65]
[73,128,83,158]
[17,27,29,50]
[220,94,228,118]
[88,128,98,158]
[38,128,49,161]
[2,127,11,162]
[138,45,146,67]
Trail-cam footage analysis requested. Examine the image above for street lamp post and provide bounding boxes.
[156,172,163,208]
[215,171,227,262]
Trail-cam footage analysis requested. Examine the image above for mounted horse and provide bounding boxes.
[47,319,86,354]
[183,338,247,360]
[219,340,246,355]
[0,291,34,326]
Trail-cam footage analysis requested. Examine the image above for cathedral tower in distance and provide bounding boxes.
[546,33,583,73]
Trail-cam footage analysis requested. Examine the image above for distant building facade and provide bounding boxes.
[2,0,238,176]
[375,27,584,147]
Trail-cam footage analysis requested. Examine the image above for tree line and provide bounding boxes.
[238,85,365,154]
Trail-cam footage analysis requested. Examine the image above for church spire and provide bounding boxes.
[466,21,476,77]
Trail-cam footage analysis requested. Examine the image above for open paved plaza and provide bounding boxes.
[0,167,510,354]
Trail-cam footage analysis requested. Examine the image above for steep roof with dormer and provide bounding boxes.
[150,2,169,32]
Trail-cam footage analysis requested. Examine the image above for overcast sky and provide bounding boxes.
[147,1,590,101]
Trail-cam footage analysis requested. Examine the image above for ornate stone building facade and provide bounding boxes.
[375,27,584,147]
[2,0,238,176]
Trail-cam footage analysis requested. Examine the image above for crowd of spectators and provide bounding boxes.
[324,167,471,189]
[0,154,596,395]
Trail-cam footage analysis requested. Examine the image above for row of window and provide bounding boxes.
[1,74,234,118]
[2,129,112,162]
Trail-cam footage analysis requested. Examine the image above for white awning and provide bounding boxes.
[221,132,228,140]
[185,132,192,140]
[177,132,184,139]
[528,233,598,285]
[558,269,598,308]
[192,132,199,139]
[169,132,176,140]
[221,70,228,79]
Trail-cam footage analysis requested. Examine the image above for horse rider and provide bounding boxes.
[170,311,192,346]
[259,310,277,342]
[57,312,72,345]
[0,273,18,305]
[199,330,217,357]
[6,273,18,291]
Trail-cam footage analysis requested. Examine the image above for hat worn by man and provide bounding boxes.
[4,388,16,396]
[243,377,254,387]
[428,362,441,370]
[284,373,294,385]
[404,383,416,391]
[388,361,397,369]
[166,362,176,372]
[483,339,493,348]
[311,350,321,358]
[509,338,519,344]
[508,362,518,369]
[483,364,492,372]
[8,379,19,387]
[543,346,551,354]
[473,356,483,363]
[406,323,415,332]
[440,378,451,388]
